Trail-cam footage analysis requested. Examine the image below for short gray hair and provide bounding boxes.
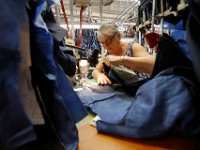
[98,22,119,38]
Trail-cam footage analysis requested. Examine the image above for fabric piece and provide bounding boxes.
[77,86,134,124]
[97,68,200,138]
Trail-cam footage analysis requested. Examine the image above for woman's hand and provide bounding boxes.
[97,74,112,85]
[104,55,121,66]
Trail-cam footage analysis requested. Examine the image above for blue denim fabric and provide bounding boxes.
[80,30,101,55]
[151,33,192,77]
[46,0,59,7]
[187,0,200,83]
[31,28,56,76]
[96,73,200,138]
[171,20,191,60]
[77,86,134,124]
[0,0,25,51]
[0,49,36,149]
[31,65,79,150]
[163,21,191,60]
[0,0,37,148]
[30,24,87,149]
[29,0,48,30]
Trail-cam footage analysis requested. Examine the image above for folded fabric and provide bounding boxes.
[77,86,134,124]
[96,67,200,138]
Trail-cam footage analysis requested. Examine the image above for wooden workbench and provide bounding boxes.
[78,124,199,150]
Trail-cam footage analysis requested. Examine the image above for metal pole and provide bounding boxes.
[100,0,103,23]
[69,0,75,39]
[151,0,156,32]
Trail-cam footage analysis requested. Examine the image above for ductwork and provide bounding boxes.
[74,0,114,7]
[102,0,114,6]
[74,0,90,7]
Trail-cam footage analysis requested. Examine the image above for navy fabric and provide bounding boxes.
[170,20,191,60]
[151,33,192,77]
[0,0,26,51]
[30,0,87,121]
[97,67,200,138]
[55,48,77,77]
[42,9,77,77]
[42,9,68,43]
[0,49,36,149]
[29,25,87,150]
[80,29,101,52]
[163,21,191,60]
[77,86,134,124]
[31,65,79,150]
[0,0,36,148]
[28,2,87,149]
[187,0,200,83]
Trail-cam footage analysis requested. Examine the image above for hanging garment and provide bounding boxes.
[54,47,77,77]
[79,29,101,57]
[162,20,191,60]
[42,9,77,77]
[0,0,37,149]
[162,0,186,25]
[151,33,192,77]
[170,20,191,60]
[29,25,80,150]
[28,1,87,150]
[187,0,200,84]
[87,31,101,52]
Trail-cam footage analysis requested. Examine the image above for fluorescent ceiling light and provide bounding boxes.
[60,24,100,29]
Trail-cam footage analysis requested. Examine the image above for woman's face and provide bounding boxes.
[97,32,119,54]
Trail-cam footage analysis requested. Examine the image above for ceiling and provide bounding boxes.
[53,0,140,29]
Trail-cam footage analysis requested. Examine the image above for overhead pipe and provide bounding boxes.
[114,1,139,23]
[151,0,156,32]
[102,0,114,6]
[99,0,103,23]
[90,0,114,6]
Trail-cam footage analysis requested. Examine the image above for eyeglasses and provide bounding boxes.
[100,33,116,46]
